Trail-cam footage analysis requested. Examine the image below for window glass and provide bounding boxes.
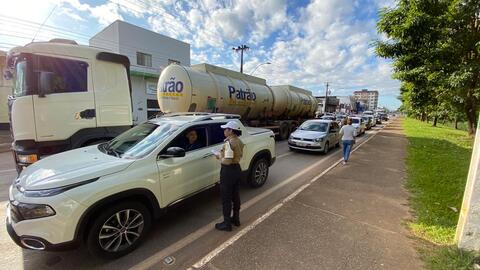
[352,118,360,124]
[299,121,328,132]
[137,52,152,67]
[13,60,27,97]
[33,55,88,94]
[105,122,181,159]
[168,127,207,152]
[209,123,227,145]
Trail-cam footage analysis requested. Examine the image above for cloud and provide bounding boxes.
[0,0,401,108]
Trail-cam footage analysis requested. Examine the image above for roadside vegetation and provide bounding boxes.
[403,118,477,269]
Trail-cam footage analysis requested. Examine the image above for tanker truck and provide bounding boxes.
[157,63,317,139]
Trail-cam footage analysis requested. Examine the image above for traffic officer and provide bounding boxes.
[214,121,244,231]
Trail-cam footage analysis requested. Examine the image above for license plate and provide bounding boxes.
[297,142,307,147]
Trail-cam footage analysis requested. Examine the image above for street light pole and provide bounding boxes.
[250,62,271,75]
[232,45,250,73]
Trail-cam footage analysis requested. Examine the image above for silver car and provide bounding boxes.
[288,120,340,154]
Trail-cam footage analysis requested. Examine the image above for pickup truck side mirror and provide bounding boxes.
[158,147,185,159]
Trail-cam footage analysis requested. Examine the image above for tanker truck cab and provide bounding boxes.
[6,40,133,172]
[6,113,275,258]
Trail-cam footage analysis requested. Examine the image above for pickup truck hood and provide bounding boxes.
[18,145,134,190]
[291,130,327,140]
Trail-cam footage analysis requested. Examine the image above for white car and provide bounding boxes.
[350,117,366,136]
[288,120,340,154]
[6,113,276,258]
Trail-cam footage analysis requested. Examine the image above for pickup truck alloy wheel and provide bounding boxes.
[87,201,151,259]
[248,158,269,188]
[99,209,144,252]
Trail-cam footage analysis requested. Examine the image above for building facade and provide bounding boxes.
[0,51,12,129]
[336,96,356,113]
[315,96,339,114]
[353,89,379,110]
[89,20,190,124]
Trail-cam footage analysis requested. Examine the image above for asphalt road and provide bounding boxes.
[0,126,384,270]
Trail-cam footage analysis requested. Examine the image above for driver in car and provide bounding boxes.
[183,130,204,151]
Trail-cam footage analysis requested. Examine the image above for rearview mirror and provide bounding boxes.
[159,147,185,159]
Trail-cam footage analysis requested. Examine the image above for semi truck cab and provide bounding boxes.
[5,39,133,172]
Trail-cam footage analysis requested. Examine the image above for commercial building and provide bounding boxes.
[90,20,190,124]
[354,89,379,110]
[336,96,356,113]
[315,96,339,114]
[0,51,12,129]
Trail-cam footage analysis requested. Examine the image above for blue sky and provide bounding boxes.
[0,0,401,109]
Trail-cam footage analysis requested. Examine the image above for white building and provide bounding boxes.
[90,20,190,124]
[0,51,12,129]
[354,89,379,110]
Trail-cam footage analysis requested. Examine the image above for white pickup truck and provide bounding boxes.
[6,113,276,258]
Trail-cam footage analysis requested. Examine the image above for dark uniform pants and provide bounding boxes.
[220,164,241,222]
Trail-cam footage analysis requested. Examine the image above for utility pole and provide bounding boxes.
[323,82,330,113]
[233,45,249,73]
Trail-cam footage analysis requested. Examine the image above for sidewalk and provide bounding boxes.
[204,119,423,270]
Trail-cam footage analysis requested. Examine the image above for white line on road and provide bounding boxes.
[0,169,16,174]
[190,128,381,269]
[130,130,379,270]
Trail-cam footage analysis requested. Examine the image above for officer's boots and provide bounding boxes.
[231,211,240,227]
[215,218,232,231]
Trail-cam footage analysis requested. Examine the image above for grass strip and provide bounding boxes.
[403,118,476,269]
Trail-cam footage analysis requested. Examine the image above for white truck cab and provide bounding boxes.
[5,39,133,172]
[6,113,275,258]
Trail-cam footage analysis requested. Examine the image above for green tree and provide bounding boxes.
[376,0,480,135]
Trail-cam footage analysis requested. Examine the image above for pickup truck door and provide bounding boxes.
[156,126,217,206]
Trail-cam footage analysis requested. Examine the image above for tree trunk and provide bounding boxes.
[465,88,478,136]
[433,116,438,127]
[421,112,427,122]
[455,116,458,129]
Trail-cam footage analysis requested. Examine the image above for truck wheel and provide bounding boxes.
[86,201,151,259]
[279,123,289,140]
[248,157,269,188]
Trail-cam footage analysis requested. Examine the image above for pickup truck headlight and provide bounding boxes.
[17,154,38,164]
[21,177,99,198]
[12,201,55,220]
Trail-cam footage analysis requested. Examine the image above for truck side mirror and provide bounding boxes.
[159,147,185,159]
[38,72,54,98]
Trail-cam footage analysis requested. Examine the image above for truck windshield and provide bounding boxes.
[13,60,27,97]
[103,122,180,159]
[299,122,328,132]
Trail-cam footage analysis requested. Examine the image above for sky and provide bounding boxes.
[0,0,401,110]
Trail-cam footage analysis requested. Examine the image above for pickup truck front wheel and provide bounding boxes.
[86,201,152,259]
[248,158,269,188]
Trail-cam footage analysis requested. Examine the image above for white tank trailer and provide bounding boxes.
[157,63,317,139]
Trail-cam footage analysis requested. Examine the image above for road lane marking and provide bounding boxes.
[190,127,381,269]
[130,130,379,270]
[276,152,294,159]
[0,169,16,174]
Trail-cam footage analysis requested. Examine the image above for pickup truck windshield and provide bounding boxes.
[105,122,180,159]
[299,122,328,132]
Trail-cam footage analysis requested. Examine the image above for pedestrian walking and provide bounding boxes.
[214,121,244,231]
[339,118,356,165]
